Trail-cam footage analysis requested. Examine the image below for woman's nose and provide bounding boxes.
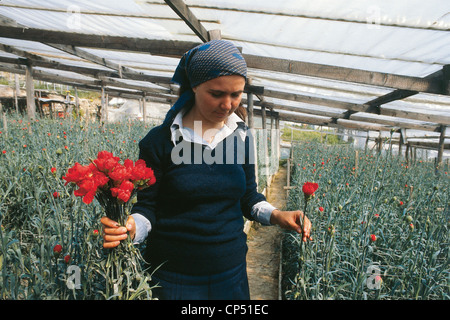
[220,95,233,110]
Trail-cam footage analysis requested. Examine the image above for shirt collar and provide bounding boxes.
[170,109,245,148]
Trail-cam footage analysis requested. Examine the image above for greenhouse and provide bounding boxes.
[0,0,448,303]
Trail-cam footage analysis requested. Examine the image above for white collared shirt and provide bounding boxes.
[132,110,276,244]
[170,107,245,149]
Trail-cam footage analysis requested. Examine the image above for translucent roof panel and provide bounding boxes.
[0,0,449,141]
[185,0,450,76]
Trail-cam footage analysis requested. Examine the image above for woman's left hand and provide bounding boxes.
[100,215,136,249]
[270,209,312,242]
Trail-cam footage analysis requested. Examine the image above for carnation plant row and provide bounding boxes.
[0,116,160,299]
[0,116,274,300]
[282,141,449,300]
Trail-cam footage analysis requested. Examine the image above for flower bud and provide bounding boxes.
[53,244,62,258]
[327,225,335,236]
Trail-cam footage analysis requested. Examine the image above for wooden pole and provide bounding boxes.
[247,94,254,129]
[25,64,36,121]
[143,95,147,124]
[365,133,369,153]
[74,87,79,118]
[0,102,7,139]
[101,86,106,123]
[261,104,270,183]
[276,117,280,165]
[377,132,382,153]
[14,73,19,114]
[406,143,410,165]
[436,125,447,173]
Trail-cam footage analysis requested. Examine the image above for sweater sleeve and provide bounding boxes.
[130,127,165,229]
[240,130,267,221]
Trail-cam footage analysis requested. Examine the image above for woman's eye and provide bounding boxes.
[209,91,242,98]
[210,91,223,97]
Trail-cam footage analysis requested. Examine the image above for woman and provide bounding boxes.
[101,40,312,300]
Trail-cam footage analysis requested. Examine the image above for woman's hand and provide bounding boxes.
[100,215,136,249]
[270,209,312,242]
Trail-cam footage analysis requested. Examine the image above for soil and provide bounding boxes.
[246,165,287,300]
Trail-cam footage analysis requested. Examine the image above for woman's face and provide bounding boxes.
[191,75,245,126]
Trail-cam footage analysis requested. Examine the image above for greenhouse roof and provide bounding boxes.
[0,0,449,150]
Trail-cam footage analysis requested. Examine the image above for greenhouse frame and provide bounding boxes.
[0,0,449,166]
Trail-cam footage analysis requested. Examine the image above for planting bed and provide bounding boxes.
[280,141,449,300]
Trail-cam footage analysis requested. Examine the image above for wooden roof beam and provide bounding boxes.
[164,0,210,42]
[262,87,450,125]
[244,54,446,95]
[0,63,172,98]
[1,25,447,96]
[245,98,443,133]
[0,15,179,86]
[0,53,173,87]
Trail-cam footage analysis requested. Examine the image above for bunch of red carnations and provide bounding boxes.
[63,150,156,225]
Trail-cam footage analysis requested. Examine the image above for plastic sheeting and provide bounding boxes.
[0,0,449,146]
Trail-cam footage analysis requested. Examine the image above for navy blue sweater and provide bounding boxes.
[131,123,266,275]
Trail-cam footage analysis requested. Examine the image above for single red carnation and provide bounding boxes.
[53,244,62,257]
[111,180,135,202]
[302,182,318,196]
[94,151,120,172]
[302,182,319,199]
[64,255,71,264]
[108,164,131,182]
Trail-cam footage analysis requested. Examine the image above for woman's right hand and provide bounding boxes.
[100,216,136,249]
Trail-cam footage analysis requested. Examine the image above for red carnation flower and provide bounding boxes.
[302,182,319,201]
[94,151,120,172]
[63,162,109,204]
[64,255,71,264]
[108,164,131,182]
[111,180,135,203]
[63,151,156,224]
[302,182,318,196]
[53,244,62,257]
[370,234,377,242]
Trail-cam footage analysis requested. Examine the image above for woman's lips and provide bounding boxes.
[214,111,228,117]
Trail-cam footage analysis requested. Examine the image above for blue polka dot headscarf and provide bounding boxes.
[163,40,247,125]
